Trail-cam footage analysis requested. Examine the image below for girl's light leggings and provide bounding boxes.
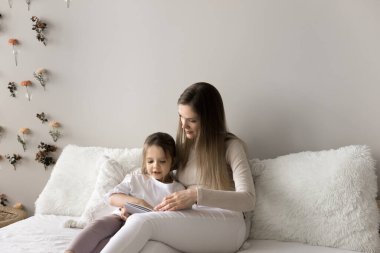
[100,206,246,253]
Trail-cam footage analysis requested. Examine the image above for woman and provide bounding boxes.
[100,82,255,253]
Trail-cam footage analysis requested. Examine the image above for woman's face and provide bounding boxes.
[145,145,172,182]
[178,104,200,140]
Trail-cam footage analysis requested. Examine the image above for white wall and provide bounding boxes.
[1,0,379,215]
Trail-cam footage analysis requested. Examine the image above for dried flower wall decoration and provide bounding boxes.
[8,38,18,66]
[31,16,47,46]
[26,0,31,11]
[8,0,12,8]
[5,154,22,170]
[33,68,48,90]
[20,80,32,101]
[35,142,57,170]
[17,128,30,151]
[36,112,48,123]
[49,121,61,142]
[0,194,8,206]
[7,82,17,97]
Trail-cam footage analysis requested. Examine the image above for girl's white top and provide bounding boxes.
[106,172,185,213]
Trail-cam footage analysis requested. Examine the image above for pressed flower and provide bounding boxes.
[35,142,57,170]
[8,38,18,66]
[8,38,18,45]
[35,68,46,75]
[31,16,47,46]
[17,128,30,151]
[49,121,62,142]
[33,68,47,90]
[20,80,31,86]
[49,121,60,128]
[19,128,30,134]
[8,82,17,97]
[36,112,48,123]
[5,154,22,170]
[20,80,32,101]
[25,0,31,11]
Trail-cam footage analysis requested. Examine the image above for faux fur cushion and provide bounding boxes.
[250,145,379,253]
[35,145,142,216]
[64,156,139,228]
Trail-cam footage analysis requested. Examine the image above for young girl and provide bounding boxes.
[64,132,185,253]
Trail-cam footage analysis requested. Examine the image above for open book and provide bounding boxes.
[124,202,153,214]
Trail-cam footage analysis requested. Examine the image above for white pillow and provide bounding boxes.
[35,144,142,216]
[250,145,379,253]
[64,156,139,228]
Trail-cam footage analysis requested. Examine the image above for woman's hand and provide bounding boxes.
[154,188,197,211]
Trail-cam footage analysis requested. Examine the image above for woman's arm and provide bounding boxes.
[155,139,255,212]
[196,139,255,211]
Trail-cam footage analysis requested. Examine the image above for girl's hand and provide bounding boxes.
[119,207,130,221]
[154,188,197,211]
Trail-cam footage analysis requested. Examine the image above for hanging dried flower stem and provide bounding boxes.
[36,112,48,124]
[5,154,22,170]
[65,0,70,8]
[31,16,47,46]
[49,121,62,142]
[8,38,18,66]
[25,0,31,11]
[20,80,32,101]
[7,82,17,97]
[33,68,48,90]
[17,128,30,151]
[35,142,57,170]
[8,0,12,8]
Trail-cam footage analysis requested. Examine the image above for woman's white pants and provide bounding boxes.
[100,206,246,253]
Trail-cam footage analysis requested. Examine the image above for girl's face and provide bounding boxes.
[178,104,200,140]
[145,145,172,182]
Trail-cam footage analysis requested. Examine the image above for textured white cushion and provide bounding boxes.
[250,145,379,253]
[35,144,142,216]
[63,156,140,228]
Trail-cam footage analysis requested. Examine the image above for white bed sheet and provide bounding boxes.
[0,214,78,253]
[0,215,359,253]
[240,240,359,253]
[0,214,180,253]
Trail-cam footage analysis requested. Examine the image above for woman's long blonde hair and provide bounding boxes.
[176,82,234,191]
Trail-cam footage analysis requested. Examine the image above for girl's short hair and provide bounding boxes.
[141,132,177,174]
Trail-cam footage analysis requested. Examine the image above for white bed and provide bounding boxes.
[0,214,358,253]
[0,144,378,253]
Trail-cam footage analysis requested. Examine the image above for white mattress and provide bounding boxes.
[0,215,358,253]
[0,215,79,253]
